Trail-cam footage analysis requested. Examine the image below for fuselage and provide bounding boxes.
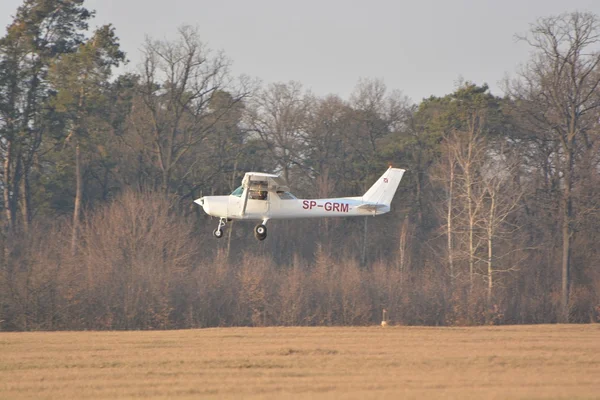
[197,194,389,221]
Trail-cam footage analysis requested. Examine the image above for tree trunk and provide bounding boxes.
[560,148,573,323]
[487,194,495,310]
[3,141,14,231]
[415,165,423,225]
[466,150,474,293]
[19,64,41,233]
[2,142,24,232]
[398,216,409,284]
[447,157,455,283]
[361,216,368,266]
[487,235,493,307]
[20,172,30,233]
[161,168,170,195]
[71,140,83,256]
[226,221,233,260]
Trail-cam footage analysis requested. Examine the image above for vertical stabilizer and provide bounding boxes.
[362,167,405,206]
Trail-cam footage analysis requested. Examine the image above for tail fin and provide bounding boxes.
[362,167,405,206]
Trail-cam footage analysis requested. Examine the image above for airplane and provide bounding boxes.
[194,167,405,241]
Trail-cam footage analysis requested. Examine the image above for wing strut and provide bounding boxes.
[240,177,251,216]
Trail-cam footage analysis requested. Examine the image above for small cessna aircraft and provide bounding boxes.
[195,167,405,240]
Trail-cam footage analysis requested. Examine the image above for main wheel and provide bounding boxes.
[254,224,267,241]
[213,228,224,239]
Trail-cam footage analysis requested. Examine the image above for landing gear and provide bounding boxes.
[213,217,227,239]
[212,217,268,241]
[254,224,267,241]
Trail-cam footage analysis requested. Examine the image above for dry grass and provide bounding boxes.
[1,325,599,399]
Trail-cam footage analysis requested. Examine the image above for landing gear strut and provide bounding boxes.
[254,222,267,241]
[213,218,227,239]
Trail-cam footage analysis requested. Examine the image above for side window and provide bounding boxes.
[249,182,268,200]
[277,191,297,200]
[249,190,267,200]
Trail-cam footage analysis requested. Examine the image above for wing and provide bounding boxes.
[242,172,289,192]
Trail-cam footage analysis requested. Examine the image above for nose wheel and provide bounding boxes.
[213,218,227,239]
[254,224,267,241]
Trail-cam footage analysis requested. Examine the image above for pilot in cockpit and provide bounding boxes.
[249,183,268,200]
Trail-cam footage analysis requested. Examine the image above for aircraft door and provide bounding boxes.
[245,181,269,218]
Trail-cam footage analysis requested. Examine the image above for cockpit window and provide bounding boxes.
[231,184,295,200]
[231,186,244,197]
[249,182,268,200]
[249,190,267,200]
[277,191,297,200]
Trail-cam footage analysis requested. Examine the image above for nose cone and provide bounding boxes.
[194,197,209,215]
[194,195,228,217]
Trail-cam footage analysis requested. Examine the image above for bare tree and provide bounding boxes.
[510,12,600,321]
[80,190,199,329]
[303,95,350,196]
[129,26,252,194]
[479,150,523,311]
[348,79,410,181]
[447,113,487,292]
[431,136,459,284]
[245,81,313,183]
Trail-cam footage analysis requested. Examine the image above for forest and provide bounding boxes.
[1,0,599,330]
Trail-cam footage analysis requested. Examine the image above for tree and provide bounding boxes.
[479,153,522,311]
[303,95,350,198]
[347,79,410,264]
[128,26,252,195]
[177,90,248,200]
[510,12,600,322]
[452,112,487,292]
[246,81,313,184]
[0,0,93,231]
[49,24,125,254]
[348,79,409,187]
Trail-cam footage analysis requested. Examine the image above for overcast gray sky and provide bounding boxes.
[2,0,600,102]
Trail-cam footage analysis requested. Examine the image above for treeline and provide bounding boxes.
[0,191,565,330]
[1,1,599,330]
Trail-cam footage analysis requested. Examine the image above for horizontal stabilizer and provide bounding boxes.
[356,203,389,212]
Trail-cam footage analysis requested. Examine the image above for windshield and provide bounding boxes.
[231,186,244,197]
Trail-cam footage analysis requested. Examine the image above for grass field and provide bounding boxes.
[1,324,599,399]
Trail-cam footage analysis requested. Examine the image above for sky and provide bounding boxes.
[2,0,600,103]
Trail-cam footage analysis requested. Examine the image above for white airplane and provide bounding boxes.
[195,167,405,241]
